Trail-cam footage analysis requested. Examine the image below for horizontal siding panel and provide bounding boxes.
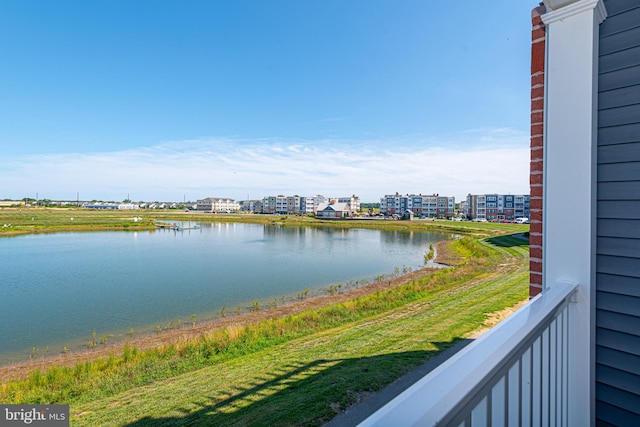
[599,103,640,127]
[596,382,640,416]
[602,0,640,16]
[600,5,640,37]
[594,418,617,427]
[600,45,640,73]
[597,218,640,238]
[599,64,640,92]
[597,327,640,355]
[597,254,640,277]
[598,200,640,219]
[598,122,640,145]
[597,181,640,200]
[596,364,640,396]
[597,237,640,258]
[596,290,640,317]
[599,84,640,109]
[596,345,640,376]
[597,4,640,423]
[596,400,640,426]
[597,307,640,334]
[598,142,640,163]
[597,273,640,297]
[600,25,640,56]
[598,161,640,181]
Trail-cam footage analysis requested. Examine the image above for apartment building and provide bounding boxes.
[196,197,240,213]
[261,194,358,215]
[301,195,328,214]
[262,196,285,214]
[380,193,455,218]
[240,200,262,213]
[464,193,530,221]
[336,195,361,213]
[260,195,299,214]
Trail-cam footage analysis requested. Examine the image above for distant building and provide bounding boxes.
[118,203,140,210]
[0,200,24,207]
[262,196,288,214]
[82,202,140,210]
[260,194,359,215]
[402,209,414,221]
[286,195,303,215]
[196,197,240,213]
[316,202,351,218]
[301,195,328,214]
[458,199,468,217]
[336,195,361,214]
[464,194,530,221]
[240,200,262,213]
[380,193,455,218]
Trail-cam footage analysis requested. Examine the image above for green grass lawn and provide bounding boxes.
[0,207,154,233]
[0,220,530,426]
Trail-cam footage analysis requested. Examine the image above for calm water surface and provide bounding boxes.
[0,223,453,365]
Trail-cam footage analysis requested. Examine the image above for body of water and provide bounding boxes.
[0,222,452,365]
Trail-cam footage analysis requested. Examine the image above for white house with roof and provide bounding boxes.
[315,202,351,218]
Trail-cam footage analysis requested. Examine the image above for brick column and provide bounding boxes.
[530,4,546,297]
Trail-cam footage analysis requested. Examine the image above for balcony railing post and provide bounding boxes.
[541,1,606,425]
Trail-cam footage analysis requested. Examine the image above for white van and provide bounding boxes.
[515,217,529,224]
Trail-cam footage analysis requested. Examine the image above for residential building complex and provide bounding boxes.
[380,193,455,218]
[253,194,356,216]
[82,202,141,210]
[336,195,360,213]
[196,197,240,213]
[301,195,328,214]
[262,195,297,214]
[240,200,263,213]
[464,193,530,221]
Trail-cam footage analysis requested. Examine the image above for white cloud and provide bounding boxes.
[2,129,530,203]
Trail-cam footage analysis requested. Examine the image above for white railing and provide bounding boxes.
[359,282,579,427]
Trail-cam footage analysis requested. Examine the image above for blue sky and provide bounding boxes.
[1,1,539,203]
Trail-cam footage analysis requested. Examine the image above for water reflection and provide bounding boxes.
[0,223,452,365]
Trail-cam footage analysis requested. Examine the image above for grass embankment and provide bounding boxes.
[0,228,530,426]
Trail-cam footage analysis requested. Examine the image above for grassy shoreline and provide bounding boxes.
[0,207,528,237]
[0,208,530,425]
[0,263,447,380]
